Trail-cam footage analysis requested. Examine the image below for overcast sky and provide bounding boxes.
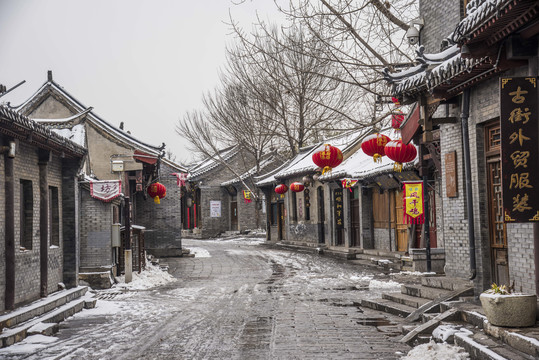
[0,0,285,163]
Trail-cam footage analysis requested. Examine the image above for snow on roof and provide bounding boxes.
[318,130,418,181]
[274,130,367,180]
[18,80,163,156]
[449,0,509,44]
[256,130,369,186]
[187,146,239,179]
[220,154,279,187]
[52,124,86,147]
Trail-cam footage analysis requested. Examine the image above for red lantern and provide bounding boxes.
[391,109,405,130]
[361,133,390,163]
[312,144,343,175]
[384,139,417,172]
[290,182,305,192]
[275,184,288,194]
[147,182,166,204]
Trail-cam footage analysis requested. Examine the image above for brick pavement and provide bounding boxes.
[1,238,412,360]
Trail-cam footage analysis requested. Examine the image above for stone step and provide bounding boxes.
[360,298,416,318]
[0,286,88,330]
[421,276,474,291]
[382,292,435,310]
[362,249,404,259]
[401,284,473,300]
[355,254,402,271]
[455,328,535,360]
[0,298,86,347]
[447,301,539,358]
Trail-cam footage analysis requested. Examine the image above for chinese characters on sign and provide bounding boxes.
[403,181,425,224]
[90,180,122,202]
[210,201,221,218]
[334,188,344,229]
[500,77,539,222]
[243,190,252,204]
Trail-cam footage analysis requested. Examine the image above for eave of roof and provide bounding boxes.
[16,80,164,156]
[0,105,86,158]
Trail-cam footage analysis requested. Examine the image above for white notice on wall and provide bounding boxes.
[210,200,221,217]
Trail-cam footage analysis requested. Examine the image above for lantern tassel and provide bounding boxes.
[154,196,160,204]
[393,162,403,172]
[373,153,382,163]
[321,166,332,175]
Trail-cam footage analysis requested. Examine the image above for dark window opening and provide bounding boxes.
[20,179,33,250]
[270,203,278,225]
[49,186,60,247]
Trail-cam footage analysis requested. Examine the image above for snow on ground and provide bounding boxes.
[369,279,402,290]
[114,262,176,290]
[0,334,59,355]
[400,340,470,360]
[186,247,211,258]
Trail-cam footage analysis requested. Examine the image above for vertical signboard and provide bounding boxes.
[334,188,344,229]
[500,77,539,222]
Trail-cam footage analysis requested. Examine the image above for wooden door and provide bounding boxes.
[278,202,285,240]
[486,123,509,286]
[230,201,238,230]
[395,189,408,252]
[350,189,360,247]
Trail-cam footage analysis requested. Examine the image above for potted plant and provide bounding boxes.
[480,283,537,327]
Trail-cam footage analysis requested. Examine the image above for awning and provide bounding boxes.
[133,150,158,165]
[401,103,420,145]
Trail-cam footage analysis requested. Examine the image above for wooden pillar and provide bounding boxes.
[39,150,51,297]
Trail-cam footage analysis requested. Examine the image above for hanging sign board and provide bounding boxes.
[403,181,425,224]
[334,188,344,229]
[500,77,539,222]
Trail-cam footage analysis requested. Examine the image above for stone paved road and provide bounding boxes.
[2,237,412,360]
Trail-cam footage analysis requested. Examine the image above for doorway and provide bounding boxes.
[350,187,360,247]
[486,122,509,286]
[230,201,238,230]
[318,186,325,244]
[278,202,285,240]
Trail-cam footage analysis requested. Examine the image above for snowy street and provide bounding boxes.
[0,236,467,359]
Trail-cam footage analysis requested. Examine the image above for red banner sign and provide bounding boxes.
[403,181,424,224]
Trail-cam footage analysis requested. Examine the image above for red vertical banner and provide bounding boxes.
[403,181,425,224]
[500,77,539,223]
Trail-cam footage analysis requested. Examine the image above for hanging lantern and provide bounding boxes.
[290,182,305,192]
[391,109,405,130]
[361,133,390,163]
[275,184,288,195]
[147,182,166,204]
[384,139,417,172]
[312,144,343,175]
[391,97,400,106]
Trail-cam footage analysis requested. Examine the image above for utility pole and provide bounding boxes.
[124,196,132,283]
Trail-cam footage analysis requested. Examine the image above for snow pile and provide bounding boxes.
[391,271,436,276]
[400,340,470,360]
[369,279,402,290]
[115,262,176,290]
[432,324,464,342]
[187,247,211,258]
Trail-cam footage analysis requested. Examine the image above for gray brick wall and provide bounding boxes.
[80,190,113,268]
[419,0,461,53]
[0,150,4,310]
[135,162,182,255]
[440,67,536,294]
[2,142,72,307]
